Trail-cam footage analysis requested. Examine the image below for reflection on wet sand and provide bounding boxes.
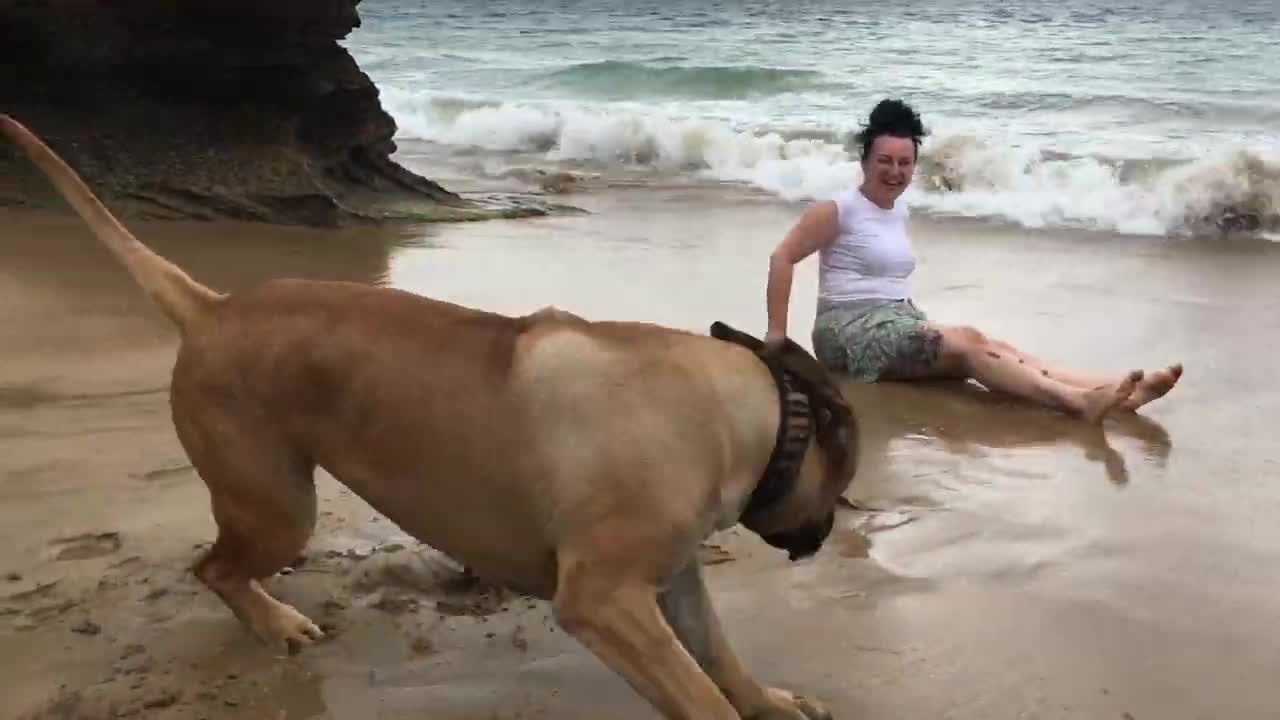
[0,211,425,392]
[842,378,1173,489]
[0,211,424,297]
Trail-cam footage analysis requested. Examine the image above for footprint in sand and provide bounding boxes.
[50,532,122,561]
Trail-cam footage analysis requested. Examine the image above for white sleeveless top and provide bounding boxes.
[816,188,915,306]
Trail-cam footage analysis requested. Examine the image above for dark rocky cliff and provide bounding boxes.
[0,0,543,225]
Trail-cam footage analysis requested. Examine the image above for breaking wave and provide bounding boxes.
[914,134,1279,237]
[383,90,1280,238]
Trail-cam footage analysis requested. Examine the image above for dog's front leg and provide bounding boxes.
[658,560,832,720]
[554,548,740,720]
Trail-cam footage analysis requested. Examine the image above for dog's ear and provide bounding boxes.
[707,321,856,472]
[708,321,765,352]
[772,339,836,396]
[771,340,856,472]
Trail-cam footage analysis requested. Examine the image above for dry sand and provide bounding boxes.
[2,185,1279,719]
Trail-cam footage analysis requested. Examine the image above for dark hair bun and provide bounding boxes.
[855,98,927,159]
[867,98,925,138]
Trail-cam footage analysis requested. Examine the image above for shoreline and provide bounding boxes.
[2,184,1279,719]
[386,137,1280,246]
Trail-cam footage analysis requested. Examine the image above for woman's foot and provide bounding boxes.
[1123,364,1183,410]
[1080,370,1144,424]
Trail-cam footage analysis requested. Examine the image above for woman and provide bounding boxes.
[763,98,1182,423]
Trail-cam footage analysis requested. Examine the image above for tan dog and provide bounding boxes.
[2,115,858,720]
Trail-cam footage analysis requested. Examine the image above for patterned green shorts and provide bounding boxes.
[811,298,942,382]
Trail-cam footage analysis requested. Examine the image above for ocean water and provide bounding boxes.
[344,0,1280,239]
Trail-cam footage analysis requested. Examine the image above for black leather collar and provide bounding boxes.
[742,364,813,517]
[707,321,815,518]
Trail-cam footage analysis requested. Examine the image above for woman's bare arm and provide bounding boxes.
[765,199,840,341]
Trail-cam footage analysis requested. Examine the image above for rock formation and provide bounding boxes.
[0,0,545,226]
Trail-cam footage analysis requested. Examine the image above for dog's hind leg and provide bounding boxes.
[658,561,832,720]
[175,408,324,653]
[553,539,740,720]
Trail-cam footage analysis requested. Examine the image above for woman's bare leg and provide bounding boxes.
[881,324,1143,424]
[984,339,1183,411]
[981,339,1112,387]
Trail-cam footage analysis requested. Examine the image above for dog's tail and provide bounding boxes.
[1,115,223,332]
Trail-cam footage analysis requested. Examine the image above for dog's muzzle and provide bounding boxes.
[758,509,835,562]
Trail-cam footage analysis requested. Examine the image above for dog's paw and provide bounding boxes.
[749,687,833,720]
[252,600,326,654]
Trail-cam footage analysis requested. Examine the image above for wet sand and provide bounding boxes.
[2,187,1279,719]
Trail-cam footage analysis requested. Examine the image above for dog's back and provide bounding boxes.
[164,276,776,593]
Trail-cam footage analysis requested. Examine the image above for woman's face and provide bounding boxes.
[861,134,916,202]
